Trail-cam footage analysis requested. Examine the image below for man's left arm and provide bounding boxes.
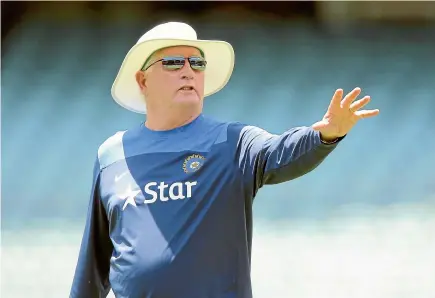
[233,87,380,196]
[235,125,342,194]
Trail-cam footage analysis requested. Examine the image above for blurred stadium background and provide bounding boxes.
[2,1,435,297]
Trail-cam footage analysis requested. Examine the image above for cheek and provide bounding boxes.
[196,73,205,93]
[149,73,175,93]
[163,72,182,90]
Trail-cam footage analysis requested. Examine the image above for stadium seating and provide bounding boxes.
[2,8,434,227]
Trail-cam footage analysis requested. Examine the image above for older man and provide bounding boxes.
[70,22,379,298]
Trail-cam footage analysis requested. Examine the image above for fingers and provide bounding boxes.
[354,109,380,119]
[341,87,362,108]
[349,96,371,112]
[328,89,343,111]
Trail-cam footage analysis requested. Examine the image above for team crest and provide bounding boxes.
[183,154,205,173]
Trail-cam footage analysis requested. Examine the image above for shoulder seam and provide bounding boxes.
[97,130,127,170]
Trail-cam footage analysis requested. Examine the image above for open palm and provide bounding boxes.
[312,87,380,141]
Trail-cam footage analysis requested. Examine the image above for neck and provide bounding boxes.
[145,109,202,131]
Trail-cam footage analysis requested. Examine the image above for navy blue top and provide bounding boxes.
[70,114,342,298]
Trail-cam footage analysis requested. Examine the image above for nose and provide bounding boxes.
[179,60,195,80]
[181,73,194,80]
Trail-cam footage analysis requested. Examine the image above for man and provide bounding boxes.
[70,22,379,298]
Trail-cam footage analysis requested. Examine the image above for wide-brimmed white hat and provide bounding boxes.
[111,22,235,114]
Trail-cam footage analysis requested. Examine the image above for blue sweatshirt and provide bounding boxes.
[70,114,342,298]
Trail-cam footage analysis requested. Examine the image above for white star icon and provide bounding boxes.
[118,184,141,210]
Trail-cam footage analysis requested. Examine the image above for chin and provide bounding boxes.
[174,94,202,105]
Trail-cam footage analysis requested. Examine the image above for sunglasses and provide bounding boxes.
[143,56,207,71]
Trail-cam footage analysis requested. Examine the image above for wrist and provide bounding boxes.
[319,133,345,144]
[319,133,339,143]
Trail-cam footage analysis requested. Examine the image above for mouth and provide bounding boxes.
[179,86,195,91]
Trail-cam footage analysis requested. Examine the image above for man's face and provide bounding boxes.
[136,46,205,112]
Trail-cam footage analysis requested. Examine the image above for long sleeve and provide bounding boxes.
[70,158,113,298]
[233,124,343,196]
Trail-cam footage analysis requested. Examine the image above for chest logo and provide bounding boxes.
[183,154,205,173]
[118,184,141,210]
[118,181,198,209]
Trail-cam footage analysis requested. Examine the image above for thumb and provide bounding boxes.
[312,120,328,131]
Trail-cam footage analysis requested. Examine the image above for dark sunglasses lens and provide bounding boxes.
[189,57,207,70]
[162,57,185,70]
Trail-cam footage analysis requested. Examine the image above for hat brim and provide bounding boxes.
[111,39,235,114]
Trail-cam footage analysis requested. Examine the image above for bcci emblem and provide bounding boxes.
[183,154,205,173]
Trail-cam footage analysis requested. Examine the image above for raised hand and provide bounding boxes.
[312,87,380,141]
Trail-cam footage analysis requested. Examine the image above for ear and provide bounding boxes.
[135,71,147,92]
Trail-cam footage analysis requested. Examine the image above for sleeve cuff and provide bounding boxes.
[320,135,346,145]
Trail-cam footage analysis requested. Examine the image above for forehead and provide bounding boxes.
[155,46,202,58]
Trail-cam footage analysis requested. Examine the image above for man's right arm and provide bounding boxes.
[70,158,113,298]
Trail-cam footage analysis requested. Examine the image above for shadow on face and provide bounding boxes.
[135,46,206,112]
